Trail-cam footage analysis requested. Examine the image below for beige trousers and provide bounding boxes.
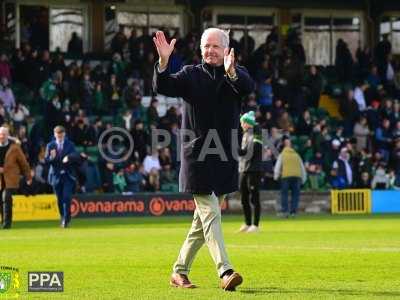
[172,193,233,277]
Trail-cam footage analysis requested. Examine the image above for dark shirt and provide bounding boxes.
[0,143,10,167]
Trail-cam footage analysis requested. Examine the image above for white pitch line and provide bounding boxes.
[229,245,400,253]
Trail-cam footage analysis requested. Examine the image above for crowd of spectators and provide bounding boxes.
[0,25,400,194]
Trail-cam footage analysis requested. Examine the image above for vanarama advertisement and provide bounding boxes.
[13,193,229,220]
[70,193,229,218]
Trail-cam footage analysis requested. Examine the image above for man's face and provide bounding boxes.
[54,131,65,142]
[0,130,8,144]
[241,121,251,131]
[201,32,225,66]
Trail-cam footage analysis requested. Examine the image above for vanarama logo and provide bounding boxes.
[71,198,145,217]
[149,197,196,216]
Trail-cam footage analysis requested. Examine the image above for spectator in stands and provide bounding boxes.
[375,118,393,162]
[38,50,51,87]
[366,65,381,92]
[110,52,127,84]
[306,163,326,190]
[94,82,105,114]
[40,72,61,102]
[106,73,121,117]
[353,80,369,111]
[394,61,400,98]
[124,162,144,193]
[0,126,31,229]
[356,44,372,79]
[356,171,371,189]
[335,39,354,84]
[277,111,294,134]
[371,164,390,190]
[131,120,149,162]
[100,161,114,193]
[9,102,29,130]
[0,54,11,83]
[353,116,370,152]
[390,138,400,176]
[274,137,307,217]
[111,25,127,57]
[141,52,156,95]
[51,52,66,74]
[81,72,95,115]
[375,34,392,82]
[0,77,15,112]
[305,65,323,108]
[388,170,400,189]
[160,163,177,190]
[113,168,127,193]
[340,89,359,136]
[147,97,160,127]
[145,167,160,192]
[143,149,161,174]
[67,32,83,56]
[296,109,313,136]
[329,166,346,189]
[261,147,277,190]
[332,147,353,188]
[158,147,172,167]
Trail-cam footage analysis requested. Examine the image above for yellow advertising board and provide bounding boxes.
[13,195,59,221]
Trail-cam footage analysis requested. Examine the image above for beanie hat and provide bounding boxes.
[240,111,257,126]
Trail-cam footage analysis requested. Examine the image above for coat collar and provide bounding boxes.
[201,62,225,80]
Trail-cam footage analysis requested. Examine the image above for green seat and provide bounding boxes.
[161,183,179,192]
[101,116,114,125]
[86,146,99,155]
[75,146,85,153]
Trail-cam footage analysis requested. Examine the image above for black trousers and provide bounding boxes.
[0,183,17,228]
[239,172,261,226]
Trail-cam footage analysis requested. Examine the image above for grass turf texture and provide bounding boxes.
[1,214,400,299]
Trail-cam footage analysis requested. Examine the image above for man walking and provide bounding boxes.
[45,125,79,228]
[153,29,254,291]
[238,111,263,233]
[0,126,31,229]
[274,137,307,217]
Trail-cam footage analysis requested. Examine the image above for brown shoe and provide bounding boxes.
[170,273,197,288]
[220,272,243,291]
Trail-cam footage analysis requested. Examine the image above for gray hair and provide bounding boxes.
[0,126,9,136]
[200,28,230,49]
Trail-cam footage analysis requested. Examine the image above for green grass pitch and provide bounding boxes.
[1,214,400,299]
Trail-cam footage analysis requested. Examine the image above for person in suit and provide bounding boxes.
[0,126,32,229]
[45,125,80,228]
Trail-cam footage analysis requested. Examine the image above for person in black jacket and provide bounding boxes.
[238,111,263,233]
[153,29,254,291]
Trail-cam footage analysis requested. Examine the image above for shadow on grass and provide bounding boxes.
[11,215,195,230]
[239,287,400,297]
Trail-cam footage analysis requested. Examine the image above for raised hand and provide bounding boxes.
[153,31,176,69]
[224,48,235,76]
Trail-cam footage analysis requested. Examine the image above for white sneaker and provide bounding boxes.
[246,225,259,233]
[237,224,250,233]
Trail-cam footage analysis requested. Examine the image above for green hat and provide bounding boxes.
[240,111,257,126]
